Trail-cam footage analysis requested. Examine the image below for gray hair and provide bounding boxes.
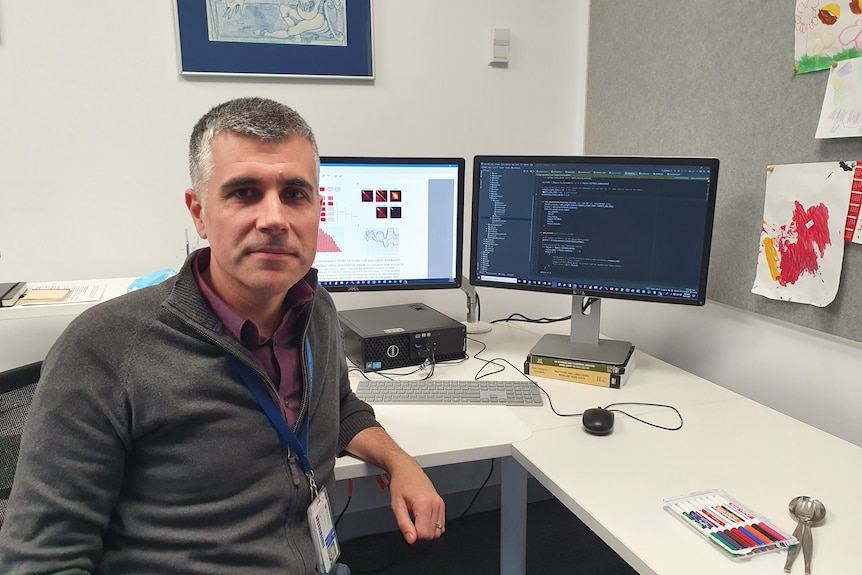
[188,97,320,202]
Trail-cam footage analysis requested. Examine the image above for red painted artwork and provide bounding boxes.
[769,201,831,286]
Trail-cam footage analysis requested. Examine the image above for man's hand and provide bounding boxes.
[386,456,445,542]
[345,427,445,543]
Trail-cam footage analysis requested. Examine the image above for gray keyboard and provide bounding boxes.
[355,379,543,406]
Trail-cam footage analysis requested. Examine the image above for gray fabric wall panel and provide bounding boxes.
[585,1,862,342]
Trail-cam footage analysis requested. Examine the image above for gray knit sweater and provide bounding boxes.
[0,256,379,574]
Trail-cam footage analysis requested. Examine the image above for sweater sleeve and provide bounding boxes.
[333,324,382,453]
[0,308,132,574]
[336,367,382,454]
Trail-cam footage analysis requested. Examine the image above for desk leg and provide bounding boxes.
[500,456,527,575]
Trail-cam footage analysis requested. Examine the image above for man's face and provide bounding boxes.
[185,131,319,305]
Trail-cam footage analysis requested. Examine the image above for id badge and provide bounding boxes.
[307,486,340,574]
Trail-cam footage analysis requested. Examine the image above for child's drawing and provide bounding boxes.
[207,0,346,47]
[816,56,862,138]
[752,163,853,306]
[795,1,862,74]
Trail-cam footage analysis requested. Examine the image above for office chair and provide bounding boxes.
[0,361,42,525]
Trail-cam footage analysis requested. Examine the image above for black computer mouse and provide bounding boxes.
[582,407,614,435]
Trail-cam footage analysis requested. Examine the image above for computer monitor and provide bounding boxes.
[314,157,465,292]
[470,155,719,364]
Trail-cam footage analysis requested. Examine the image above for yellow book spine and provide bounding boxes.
[527,363,619,388]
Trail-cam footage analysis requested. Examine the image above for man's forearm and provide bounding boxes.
[344,426,416,473]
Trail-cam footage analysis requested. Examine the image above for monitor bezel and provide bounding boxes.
[317,156,466,293]
[469,154,719,306]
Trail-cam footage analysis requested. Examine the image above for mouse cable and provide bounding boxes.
[468,355,581,418]
[603,402,684,431]
[466,336,508,378]
[465,354,685,430]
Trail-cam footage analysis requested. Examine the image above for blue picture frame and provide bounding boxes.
[174,1,373,79]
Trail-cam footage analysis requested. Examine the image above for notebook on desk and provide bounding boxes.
[0,282,27,307]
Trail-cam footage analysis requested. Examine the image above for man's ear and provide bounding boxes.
[185,189,208,240]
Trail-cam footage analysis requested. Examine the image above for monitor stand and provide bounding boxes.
[461,279,492,334]
[530,296,633,365]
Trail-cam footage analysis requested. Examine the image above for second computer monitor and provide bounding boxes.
[470,155,719,363]
[315,157,465,292]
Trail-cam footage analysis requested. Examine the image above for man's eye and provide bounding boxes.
[283,188,309,201]
[232,188,255,200]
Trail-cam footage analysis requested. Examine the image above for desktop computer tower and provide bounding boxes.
[338,303,467,371]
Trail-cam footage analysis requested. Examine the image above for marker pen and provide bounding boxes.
[670,502,709,529]
[711,531,738,551]
[723,529,749,548]
[738,525,768,546]
[725,500,756,520]
[717,505,744,523]
[755,522,787,542]
[688,510,716,529]
[698,506,726,527]
[730,527,758,548]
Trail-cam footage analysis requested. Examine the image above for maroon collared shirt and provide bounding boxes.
[193,249,314,430]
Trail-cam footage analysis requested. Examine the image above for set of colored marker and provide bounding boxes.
[663,489,798,558]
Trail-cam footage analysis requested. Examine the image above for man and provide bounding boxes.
[0,97,445,574]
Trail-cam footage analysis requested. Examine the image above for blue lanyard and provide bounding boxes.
[228,354,313,477]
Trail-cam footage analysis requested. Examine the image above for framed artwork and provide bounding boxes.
[174,0,373,79]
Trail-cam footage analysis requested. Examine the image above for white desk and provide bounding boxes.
[0,278,136,370]
[513,397,862,574]
[334,404,530,479]
[339,323,749,575]
[7,280,862,575]
[480,322,860,575]
[348,321,862,575]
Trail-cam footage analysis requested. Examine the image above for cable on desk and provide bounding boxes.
[347,357,436,380]
[490,312,571,325]
[467,336,510,379]
[603,402,684,431]
[348,367,371,380]
[464,352,686,431]
[347,348,470,383]
[471,355,579,417]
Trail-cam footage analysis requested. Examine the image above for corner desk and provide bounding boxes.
[4,280,860,574]
[343,320,862,575]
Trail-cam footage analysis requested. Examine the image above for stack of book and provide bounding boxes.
[524,346,636,389]
[0,281,28,307]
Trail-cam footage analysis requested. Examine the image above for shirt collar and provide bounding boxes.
[192,248,314,344]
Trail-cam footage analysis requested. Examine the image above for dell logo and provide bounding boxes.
[386,345,400,358]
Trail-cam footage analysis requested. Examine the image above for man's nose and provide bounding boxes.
[257,192,288,233]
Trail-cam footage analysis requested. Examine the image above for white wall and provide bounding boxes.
[0,0,589,283]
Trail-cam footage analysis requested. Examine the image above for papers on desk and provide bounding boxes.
[18,280,107,306]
